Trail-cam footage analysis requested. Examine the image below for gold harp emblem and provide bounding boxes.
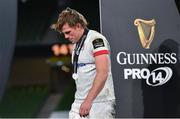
[134,19,156,49]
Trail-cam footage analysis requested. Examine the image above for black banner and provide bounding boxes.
[100,0,180,117]
[0,0,17,101]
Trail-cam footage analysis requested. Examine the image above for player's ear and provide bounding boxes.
[75,23,82,28]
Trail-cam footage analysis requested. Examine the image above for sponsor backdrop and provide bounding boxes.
[100,0,180,118]
[0,0,17,101]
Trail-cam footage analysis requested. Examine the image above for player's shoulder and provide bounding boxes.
[88,30,107,41]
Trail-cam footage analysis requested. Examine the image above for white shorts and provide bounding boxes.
[69,100,115,119]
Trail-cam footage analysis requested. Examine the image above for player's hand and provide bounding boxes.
[79,100,92,117]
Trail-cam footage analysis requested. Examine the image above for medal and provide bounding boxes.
[72,28,89,81]
[72,73,78,80]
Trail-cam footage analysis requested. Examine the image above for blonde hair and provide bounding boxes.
[51,7,88,32]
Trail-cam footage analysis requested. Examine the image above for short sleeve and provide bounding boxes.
[92,38,109,57]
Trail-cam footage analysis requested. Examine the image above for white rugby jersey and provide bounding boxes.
[72,30,115,102]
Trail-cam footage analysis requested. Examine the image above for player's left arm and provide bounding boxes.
[79,38,110,117]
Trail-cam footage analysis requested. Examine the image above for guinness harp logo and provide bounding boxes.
[134,19,156,49]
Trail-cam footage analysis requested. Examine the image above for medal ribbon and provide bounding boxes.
[73,28,89,75]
